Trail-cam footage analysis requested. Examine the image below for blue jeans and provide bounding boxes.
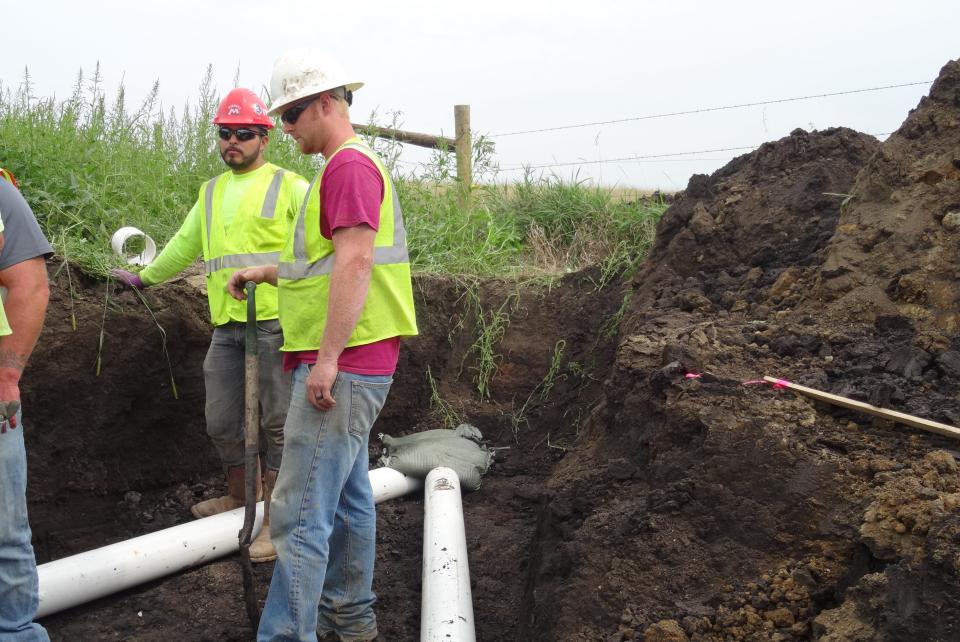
[203,320,291,470]
[0,408,49,642]
[258,366,392,642]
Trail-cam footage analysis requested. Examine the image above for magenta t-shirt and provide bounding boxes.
[283,148,401,376]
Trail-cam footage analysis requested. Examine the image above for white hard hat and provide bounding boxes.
[268,49,364,116]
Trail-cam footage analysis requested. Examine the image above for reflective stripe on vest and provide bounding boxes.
[277,140,418,350]
[0,300,10,336]
[205,251,282,275]
[199,165,297,326]
[278,144,408,280]
[204,169,287,255]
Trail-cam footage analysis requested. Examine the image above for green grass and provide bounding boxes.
[506,339,570,442]
[459,286,518,399]
[426,366,462,429]
[0,66,666,280]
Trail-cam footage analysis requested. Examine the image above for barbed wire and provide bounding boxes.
[496,145,759,171]
[390,127,896,174]
[494,131,895,172]
[488,82,931,138]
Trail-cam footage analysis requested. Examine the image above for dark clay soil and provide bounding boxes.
[20,58,960,641]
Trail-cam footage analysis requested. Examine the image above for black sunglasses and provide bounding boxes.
[280,98,317,125]
[218,126,263,142]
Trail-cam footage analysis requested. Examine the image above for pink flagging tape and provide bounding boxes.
[742,378,791,388]
[684,373,702,379]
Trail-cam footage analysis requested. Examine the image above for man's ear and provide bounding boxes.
[317,94,332,115]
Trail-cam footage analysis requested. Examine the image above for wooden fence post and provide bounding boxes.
[454,105,472,199]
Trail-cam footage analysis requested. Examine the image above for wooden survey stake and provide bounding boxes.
[763,376,960,441]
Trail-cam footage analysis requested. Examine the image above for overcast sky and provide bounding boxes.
[2,0,957,190]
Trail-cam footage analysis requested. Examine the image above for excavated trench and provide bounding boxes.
[21,58,960,641]
[27,267,624,641]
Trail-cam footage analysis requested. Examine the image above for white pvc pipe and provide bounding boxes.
[110,226,157,266]
[37,467,423,618]
[369,466,425,503]
[421,467,476,642]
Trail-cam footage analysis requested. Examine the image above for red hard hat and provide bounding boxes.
[213,88,273,128]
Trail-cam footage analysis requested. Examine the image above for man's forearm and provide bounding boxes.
[317,254,371,362]
[316,226,377,362]
[260,265,280,287]
[139,204,203,285]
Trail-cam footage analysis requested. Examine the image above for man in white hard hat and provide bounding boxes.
[227,49,418,642]
[113,88,309,563]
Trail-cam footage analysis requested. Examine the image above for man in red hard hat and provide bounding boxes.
[113,88,309,562]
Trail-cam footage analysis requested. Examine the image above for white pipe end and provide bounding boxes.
[110,226,157,266]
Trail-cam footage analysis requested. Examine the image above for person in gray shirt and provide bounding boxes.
[0,176,52,641]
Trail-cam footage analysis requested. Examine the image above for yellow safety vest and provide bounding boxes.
[277,139,418,351]
[200,163,298,325]
[0,168,17,189]
[0,302,9,336]
[0,202,8,335]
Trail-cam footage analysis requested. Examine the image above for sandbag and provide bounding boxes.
[378,424,493,491]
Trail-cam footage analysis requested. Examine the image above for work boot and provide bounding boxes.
[191,465,260,518]
[249,468,278,563]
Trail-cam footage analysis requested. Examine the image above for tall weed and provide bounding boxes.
[1,66,667,280]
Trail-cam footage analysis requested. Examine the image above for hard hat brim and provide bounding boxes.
[212,115,275,129]
[268,81,364,116]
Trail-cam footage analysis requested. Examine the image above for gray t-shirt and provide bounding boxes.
[0,179,53,269]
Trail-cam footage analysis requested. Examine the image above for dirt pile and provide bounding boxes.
[801,59,960,642]
[629,126,878,321]
[813,61,960,334]
[513,124,885,641]
[521,60,960,642]
[20,59,960,642]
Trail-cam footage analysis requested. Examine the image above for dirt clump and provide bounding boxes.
[631,125,879,320]
[813,60,960,335]
[22,59,960,642]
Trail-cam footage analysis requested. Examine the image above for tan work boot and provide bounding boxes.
[249,468,278,562]
[191,465,260,518]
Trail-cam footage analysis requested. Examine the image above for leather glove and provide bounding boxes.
[111,269,145,290]
[0,400,20,433]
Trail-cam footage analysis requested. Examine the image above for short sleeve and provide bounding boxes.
[319,150,384,239]
[0,180,54,270]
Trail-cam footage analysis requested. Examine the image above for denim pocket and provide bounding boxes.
[348,379,392,437]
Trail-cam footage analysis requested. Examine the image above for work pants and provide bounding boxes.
[203,319,291,471]
[0,407,49,642]
[258,365,391,642]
